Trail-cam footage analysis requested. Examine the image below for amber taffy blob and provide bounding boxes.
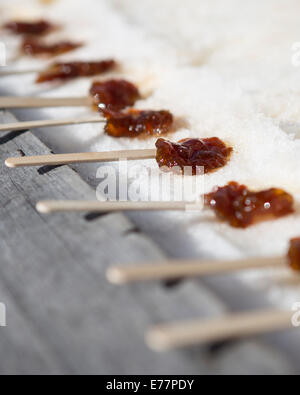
[288,238,300,271]
[204,182,294,228]
[101,109,173,138]
[3,20,54,35]
[36,60,117,83]
[90,80,140,111]
[155,137,232,175]
[21,38,82,57]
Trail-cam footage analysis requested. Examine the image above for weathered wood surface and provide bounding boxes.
[0,110,295,374]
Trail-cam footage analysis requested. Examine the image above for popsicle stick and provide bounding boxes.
[0,69,39,77]
[0,96,90,109]
[146,309,293,351]
[0,116,103,134]
[6,148,156,168]
[107,256,286,284]
[36,200,190,214]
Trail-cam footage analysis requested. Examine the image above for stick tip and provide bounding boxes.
[106,267,126,284]
[145,327,171,352]
[36,201,51,214]
[5,158,17,168]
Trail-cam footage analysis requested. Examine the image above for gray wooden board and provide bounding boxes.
[0,110,295,374]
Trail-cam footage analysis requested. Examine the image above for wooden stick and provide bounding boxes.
[6,148,156,168]
[0,96,90,109]
[36,200,189,214]
[0,116,103,134]
[107,256,286,284]
[146,309,293,351]
[0,69,39,77]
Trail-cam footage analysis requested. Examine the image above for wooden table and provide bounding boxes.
[0,110,296,374]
